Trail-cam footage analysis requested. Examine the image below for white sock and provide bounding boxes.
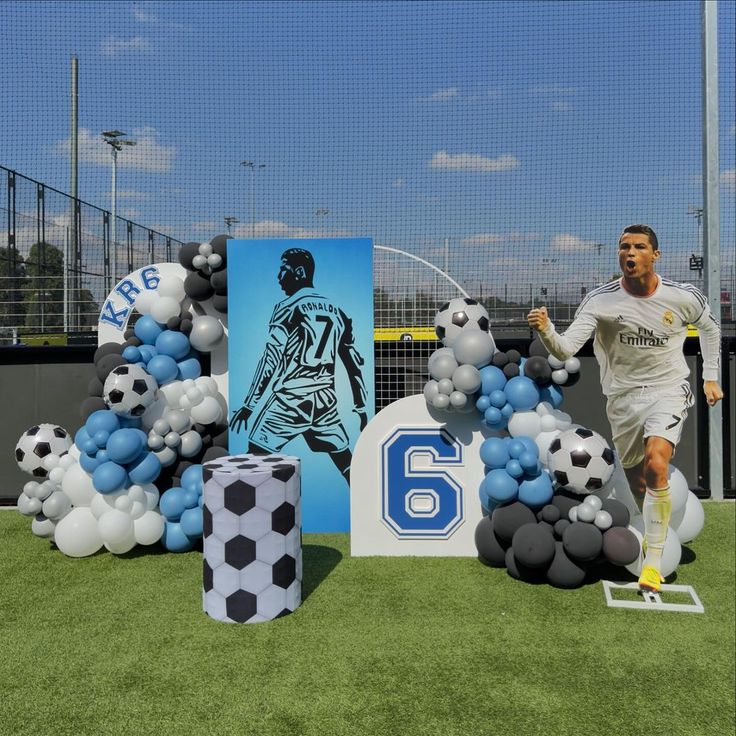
[642,486,671,572]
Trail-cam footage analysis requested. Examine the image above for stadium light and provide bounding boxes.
[241,161,266,238]
[103,130,137,285]
[224,216,239,235]
[315,208,330,235]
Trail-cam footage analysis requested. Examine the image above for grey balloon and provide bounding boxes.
[452,330,495,368]
[449,391,468,408]
[154,446,178,467]
[551,368,569,384]
[437,378,454,395]
[423,380,440,402]
[42,491,71,520]
[428,351,459,380]
[594,510,613,530]
[576,503,597,523]
[432,394,450,410]
[452,364,481,393]
[179,430,203,458]
[188,315,224,352]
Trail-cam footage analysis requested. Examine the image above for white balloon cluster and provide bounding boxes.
[547,355,581,385]
[191,241,223,274]
[568,495,613,530]
[504,401,573,456]
[134,274,187,324]
[424,331,496,411]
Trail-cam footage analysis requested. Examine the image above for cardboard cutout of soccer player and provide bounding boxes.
[228,239,374,532]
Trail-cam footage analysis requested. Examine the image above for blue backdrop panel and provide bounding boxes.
[227,238,375,532]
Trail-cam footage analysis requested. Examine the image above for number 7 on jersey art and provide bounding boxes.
[227,238,375,532]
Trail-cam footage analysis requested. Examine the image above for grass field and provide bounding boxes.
[0,504,734,736]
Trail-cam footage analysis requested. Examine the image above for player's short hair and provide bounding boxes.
[620,224,659,251]
[281,248,315,281]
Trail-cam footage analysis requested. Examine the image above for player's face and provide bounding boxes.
[278,259,300,295]
[618,233,660,279]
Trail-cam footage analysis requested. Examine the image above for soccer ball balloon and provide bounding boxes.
[434,297,490,347]
[546,426,615,494]
[103,364,158,417]
[15,424,73,478]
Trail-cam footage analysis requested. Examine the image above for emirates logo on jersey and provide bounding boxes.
[663,310,674,326]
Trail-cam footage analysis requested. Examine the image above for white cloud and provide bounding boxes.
[133,4,157,22]
[225,220,352,239]
[730,123,735,136]
[100,36,153,57]
[461,231,541,246]
[120,208,142,219]
[429,151,519,173]
[550,100,571,112]
[531,84,580,95]
[192,221,219,233]
[115,189,150,200]
[429,87,459,101]
[721,169,735,194]
[550,233,597,251]
[53,127,176,173]
[393,178,405,189]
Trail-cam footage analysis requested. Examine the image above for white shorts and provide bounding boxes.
[605,382,695,469]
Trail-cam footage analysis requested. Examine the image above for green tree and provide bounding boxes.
[0,244,27,330]
[23,241,64,331]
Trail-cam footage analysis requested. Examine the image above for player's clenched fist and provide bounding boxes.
[527,306,550,331]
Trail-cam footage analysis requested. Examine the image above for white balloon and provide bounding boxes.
[539,414,557,432]
[42,491,72,520]
[157,275,186,301]
[128,485,147,505]
[568,506,578,522]
[428,351,459,381]
[49,466,66,485]
[155,446,178,467]
[134,510,165,545]
[114,494,133,513]
[186,388,204,406]
[576,503,596,523]
[668,465,690,513]
[17,494,41,516]
[147,433,165,451]
[536,401,554,416]
[452,364,481,394]
[449,391,468,408]
[60,463,96,507]
[452,330,495,368]
[423,380,440,402]
[564,357,581,373]
[198,242,213,257]
[104,531,137,555]
[98,509,135,547]
[143,485,160,510]
[159,380,185,407]
[583,495,603,510]
[194,376,219,397]
[141,396,167,430]
[594,510,613,530]
[59,454,76,470]
[600,462,638,513]
[153,419,171,436]
[508,410,542,439]
[547,355,565,370]
[432,394,450,410]
[192,254,207,269]
[552,410,572,430]
[164,431,182,448]
[625,516,682,578]
[535,430,561,462]
[207,253,223,269]
[151,296,182,324]
[190,395,222,424]
[551,369,569,385]
[165,408,191,433]
[90,492,112,519]
[32,515,57,538]
[53,508,103,557]
[179,430,203,458]
[134,290,157,315]
[69,444,81,461]
[189,316,225,352]
[437,378,454,396]
[42,453,60,470]
[670,492,705,543]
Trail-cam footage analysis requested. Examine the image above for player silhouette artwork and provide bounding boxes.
[229,248,368,484]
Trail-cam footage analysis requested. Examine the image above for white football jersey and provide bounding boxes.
[538,276,720,396]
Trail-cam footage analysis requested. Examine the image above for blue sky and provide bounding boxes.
[1,0,734,293]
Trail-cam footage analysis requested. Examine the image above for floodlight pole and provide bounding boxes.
[241,161,266,238]
[224,216,239,235]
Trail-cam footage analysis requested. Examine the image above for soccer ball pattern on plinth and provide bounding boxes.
[202,454,301,623]
[546,427,615,494]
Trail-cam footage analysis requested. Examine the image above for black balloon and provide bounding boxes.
[474,517,507,567]
[562,521,603,562]
[540,504,561,524]
[124,328,136,340]
[506,349,521,364]
[210,269,228,295]
[123,336,142,348]
[492,501,536,544]
[562,371,581,388]
[179,242,201,270]
[601,498,631,528]
[212,294,228,313]
[180,318,193,335]
[212,425,229,449]
[553,518,571,539]
[95,353,127,382]
[93,342,123,364]
[502,363,520,379]
[491,351,508,368]
[546,541,587,588]
[512,522,555,568]
[528,338,549,358]
[87,376,103,397]
[202,446,229,463]
[210,234,230,263]
[523,355,552,385]
[602,526,640,565]
[551,494,578,520]
[80,396,107,420]
[184,271,214,301]
[166,316,182,331]
[505,547,547,583]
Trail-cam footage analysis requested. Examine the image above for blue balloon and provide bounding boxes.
[95,449,110,464]
[85,409,120,437]
[182,488,199,509]
[81,438,99,456]
[505,459,524,478]
[122,346,141,363]
[504,376,541,411]
[147,354,179,385]
[500,402,515,419]
[180,506,203,537]
[74,426,91,450]
[138,345,158,363]
[479,437,510,469]
[118,416,143,429]
[507,439,526,459]
[134,315,164,345]
[177,357,201,380]
[161,521,195,552]
[518,450,539,471]
[155,330,191,360]
[489,389,507,408]
[518,471,554,507]
[127,451,161,485]
[93,430,110,448]
[160,486,187,521]
[107,428,145,465]
[479,365,507,395]
[483,468,519,503]
[484,407,502,425]
[79,452,100,473]
[475,395,491,413]
[540,384,564,408]
[181,464,203,492]
[515,436,539,457]
[92,461,127,494]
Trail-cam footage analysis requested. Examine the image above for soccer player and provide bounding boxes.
[527,224,723,592]
[229,247,368,484]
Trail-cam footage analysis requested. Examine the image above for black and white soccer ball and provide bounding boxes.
[15,424,72,478]
[103,364,158,417]
[546,426,615,495]
[434,297,490,347]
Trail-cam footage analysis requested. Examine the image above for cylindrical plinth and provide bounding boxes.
[202,453,301,623]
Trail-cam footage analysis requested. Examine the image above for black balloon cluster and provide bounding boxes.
[178,234,230,313]
[474,494,640,588]
[489,348,522,379]
[527,338,580,388]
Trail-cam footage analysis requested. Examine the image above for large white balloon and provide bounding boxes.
[668,465,690,513]
[151,296,182,324]
[189,316,225,352]
[189,395,222,424]
[60,462,96,507]
[670,491,705,543]
[53,508,103,557]
[625,515,682,578]
[508,410,542,439]
[156,275,186,301]
[134,510,165,545]
[134,290,157,315]
[599,462,639,513]
[98,509,135,548]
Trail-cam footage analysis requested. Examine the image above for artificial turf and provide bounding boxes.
[0,503,733,736]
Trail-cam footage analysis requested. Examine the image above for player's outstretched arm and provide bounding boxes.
[527,303,596,361]
[527,306,550,331]
[703,380,724,407]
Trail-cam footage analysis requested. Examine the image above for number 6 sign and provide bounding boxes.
[351,394,489,556]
